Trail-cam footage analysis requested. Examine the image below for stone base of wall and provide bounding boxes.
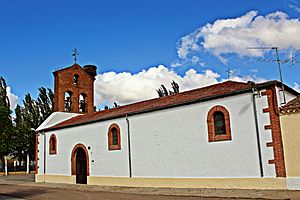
[35,174,75,184]
[35,175,294,190]
[286,178,300,190]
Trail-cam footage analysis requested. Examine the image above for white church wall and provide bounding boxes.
[37,133,45,175]
[255,90,276,177]
[43,118,129,177]
[37,90,290,179]
[129,92,269,178]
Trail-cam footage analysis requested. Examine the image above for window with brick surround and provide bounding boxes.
[49,134,57,154]
[108,123,121,150]
[207,105,231,142]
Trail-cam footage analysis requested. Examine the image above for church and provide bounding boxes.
[35,63,300,190]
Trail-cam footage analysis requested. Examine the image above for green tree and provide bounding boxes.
[157,80,180,97]
[13,88,54,161]
[37,87,54,123]
[0,77,13,167]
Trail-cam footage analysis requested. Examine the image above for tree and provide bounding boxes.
[156,80,180,97]
[13,88,54,161]
[0,77,13,169]
[113,102,119,108]
[37,87,54,123]
[171,80,179,94]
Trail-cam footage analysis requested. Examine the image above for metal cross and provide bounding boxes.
[226,67,232,80]
[72,48,79,63]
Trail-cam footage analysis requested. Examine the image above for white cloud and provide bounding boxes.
[94,65,220,107]
[94,65,267,107]
[171,55,206,68]
[170,62,183,68]
[288,3,300,13]
[7,86,18,110]
[293,82,300,92]
[176,10,300,62]
[224,75,267,83]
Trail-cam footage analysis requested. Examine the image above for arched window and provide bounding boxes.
[108,123,121,150]
[207,105,231,142]
[79,93,86,113]
[73,74,79,85]
[49,134,57,155]
[213,111,226,135]
[111,127,119,145]
[64,91,72,112]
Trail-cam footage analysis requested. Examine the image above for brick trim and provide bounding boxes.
[207,105,231,142]
[108,123,121,150]
[261,87,286,177]
[266,142,273,147]
[35,132,38,174]
[263,108,270,113]
[264,125,272,130]
[268,160,275,164]
[71,144,90,176]
[49,134,57,155]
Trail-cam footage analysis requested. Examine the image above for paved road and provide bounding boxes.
[0,184,254,200]
[1,175,300,199]
[0,195,25,200]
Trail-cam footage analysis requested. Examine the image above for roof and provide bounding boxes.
[42,80,299,132]
[280,97,300,114]
[36,112,82,132]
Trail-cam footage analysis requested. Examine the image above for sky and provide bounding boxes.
[1,0,300,110]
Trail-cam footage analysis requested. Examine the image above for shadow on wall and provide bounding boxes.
[239,103,251,115]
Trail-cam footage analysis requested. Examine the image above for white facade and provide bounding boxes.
[35,81,300,190]
[37,89,295,179]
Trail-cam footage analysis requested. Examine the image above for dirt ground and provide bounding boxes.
[0,184,259,200]
[1,174,300,199]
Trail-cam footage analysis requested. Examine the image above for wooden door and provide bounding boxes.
[76,148,87,184]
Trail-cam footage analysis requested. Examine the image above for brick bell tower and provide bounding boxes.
[53,64,97,114]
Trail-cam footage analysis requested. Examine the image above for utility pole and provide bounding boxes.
[274,47,286,104]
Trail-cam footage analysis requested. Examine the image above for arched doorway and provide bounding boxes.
[71,144,89,184]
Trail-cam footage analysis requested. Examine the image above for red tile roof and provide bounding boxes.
[280,97,300,114]
[44,80,298,131]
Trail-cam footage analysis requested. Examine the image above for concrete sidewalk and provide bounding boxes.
[1,175,300,199]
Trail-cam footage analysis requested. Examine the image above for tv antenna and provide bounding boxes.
[247,46,291,104]
[72,48,79,64]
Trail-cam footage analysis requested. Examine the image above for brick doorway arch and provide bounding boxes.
[71,144,90,184]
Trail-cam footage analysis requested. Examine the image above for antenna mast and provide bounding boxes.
[247,46,287,104]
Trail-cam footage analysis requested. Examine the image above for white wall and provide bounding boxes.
[39,119,130,177]
[255,90,276,177]
[37,91,279,178]
[37,133,45,175]
[129,93,269,178]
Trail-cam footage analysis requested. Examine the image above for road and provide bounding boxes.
[1,174,300,199]
[0,184,252,200]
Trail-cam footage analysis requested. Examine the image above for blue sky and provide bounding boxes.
[1,0,300,109]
